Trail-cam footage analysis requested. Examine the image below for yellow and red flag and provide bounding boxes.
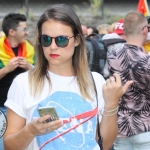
[137,0,149,16]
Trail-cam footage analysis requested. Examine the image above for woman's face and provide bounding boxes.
[41,20,79,71]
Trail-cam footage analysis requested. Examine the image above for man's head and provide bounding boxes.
[2,13,28,44]
[81,24,88,37]
[145,16,150,42]
[124,11,148,39]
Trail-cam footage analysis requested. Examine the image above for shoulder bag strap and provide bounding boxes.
[91,72,103,150]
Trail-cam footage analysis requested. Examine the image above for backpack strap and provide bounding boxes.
[103,38,126,47]
[86,35,100,72]
[86,34,107,76]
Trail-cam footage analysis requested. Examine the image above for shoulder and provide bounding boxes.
[25,40,34,49]
[13,71,29,84]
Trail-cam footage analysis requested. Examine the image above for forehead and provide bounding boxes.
[17,21,27,27]
[41,20,73,36]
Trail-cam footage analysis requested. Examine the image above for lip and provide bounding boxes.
[50,54,59,58]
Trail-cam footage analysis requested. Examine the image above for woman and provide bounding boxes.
[4,4,132,150]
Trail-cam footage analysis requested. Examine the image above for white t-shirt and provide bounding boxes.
[5,71,105,150]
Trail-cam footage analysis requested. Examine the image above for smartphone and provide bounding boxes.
[38,106,59,123]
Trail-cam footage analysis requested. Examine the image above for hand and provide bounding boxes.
[102,73,133,107]
[18,57,33,70]
[4,57,20,73]
[28,115,63,137]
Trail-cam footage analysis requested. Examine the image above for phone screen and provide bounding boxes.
[38,107,59,123]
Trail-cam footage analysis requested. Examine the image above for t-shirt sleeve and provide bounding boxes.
[4,79,27,118]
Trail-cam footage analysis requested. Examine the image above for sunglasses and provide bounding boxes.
[39,35,74,47]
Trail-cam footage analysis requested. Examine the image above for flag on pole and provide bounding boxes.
[137,0,149,16]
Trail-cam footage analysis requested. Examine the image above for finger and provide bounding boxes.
[46,120,63,132]
[122,80,133,94]
[19,61,25,65]
[106,79,110,84]
[47,119,63,126]
[18,57,25,60]
[109,76,116,82]
[38,115,51,123]
[113,73,121,85]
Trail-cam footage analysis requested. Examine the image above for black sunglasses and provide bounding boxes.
[142,26,150,32]
[39,35,74,48]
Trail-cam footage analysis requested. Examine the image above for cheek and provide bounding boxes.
[64,45,75,57]
[42,48,49,58]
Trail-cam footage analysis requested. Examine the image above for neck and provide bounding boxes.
[126,35,144,47]
[48,64,75,76]
[6,36,19,48]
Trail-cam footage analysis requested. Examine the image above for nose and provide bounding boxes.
[25,30,29,35]
[50,38,58,49]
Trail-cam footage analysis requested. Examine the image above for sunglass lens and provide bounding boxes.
[56,36,68,47]
[41,35,52,47]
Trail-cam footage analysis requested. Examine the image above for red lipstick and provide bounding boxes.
[50,54,59,58]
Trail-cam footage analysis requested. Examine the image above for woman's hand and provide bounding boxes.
[102,73,133,107]
[28,115,63,137]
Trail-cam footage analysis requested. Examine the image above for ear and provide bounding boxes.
[9,29,15,36]
[142,26,148,36]
[74,35,80,47]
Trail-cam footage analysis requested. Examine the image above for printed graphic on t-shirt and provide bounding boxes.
[32,91,98,150]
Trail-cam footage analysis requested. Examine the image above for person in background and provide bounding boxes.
[87,26,98,35]
[97,24,111,37]
[143,16,150,54]
[108,22,117,33]
[102,19,126,79]
[107,11,150,150]
[81,24,88,37]
[0,13,35,115]
[4,4,132,150]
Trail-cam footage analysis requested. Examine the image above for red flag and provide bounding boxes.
[137,0,149,16]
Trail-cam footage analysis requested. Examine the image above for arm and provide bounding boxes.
[99,74,133,150]
[4,109,34,150]
[0,57,19,79]
[4,108,63,150]
[0,67,9,79]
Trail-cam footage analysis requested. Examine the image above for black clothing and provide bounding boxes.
[0,47,25,106]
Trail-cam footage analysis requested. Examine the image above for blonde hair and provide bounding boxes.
[97,24,110,34]
[109,22,117,33]
[28,4,94,101]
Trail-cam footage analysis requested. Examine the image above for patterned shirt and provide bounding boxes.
[107,43,150,137]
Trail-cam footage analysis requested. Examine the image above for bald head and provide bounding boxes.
[81,25,88,37]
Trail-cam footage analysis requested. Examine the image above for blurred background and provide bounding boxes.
[0,0,149,44]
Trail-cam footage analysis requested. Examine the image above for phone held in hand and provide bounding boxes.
[38,106,59,123]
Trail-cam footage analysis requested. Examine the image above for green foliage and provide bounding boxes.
[16,7,35,21]
[106,15,124,24]
[89,0,102,17]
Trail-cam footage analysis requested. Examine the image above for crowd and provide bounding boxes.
[0,3,150,150]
